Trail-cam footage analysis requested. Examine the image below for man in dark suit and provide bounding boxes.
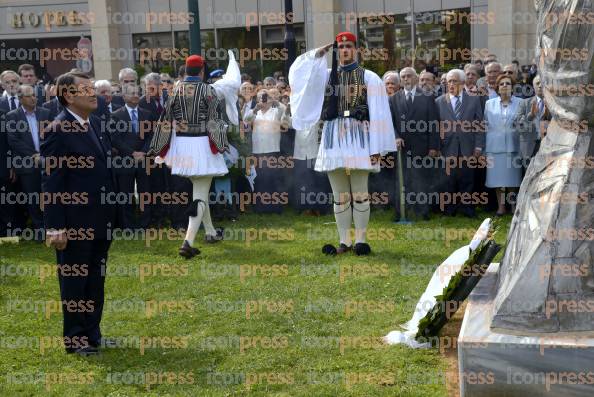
[0,70,21,113]
[95,80,122,114]
[515,75,550,173]
[435,69,485,218]
[110,67,138,110]
[389,67,440,220]
[17,64,46,108]
[43,96,63,121]
[107,84,156,229]
[139,72,170,227]
[41,71,118,356]
[0,108,16,237]
[6,85,51,238]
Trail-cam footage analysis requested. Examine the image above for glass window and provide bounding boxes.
[260,24,305,79]
[415,9,471,72]
[216,27,261,80]
[358,8,471,76]
[358,14,413,76]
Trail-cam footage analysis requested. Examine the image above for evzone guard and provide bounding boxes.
[148,53,240,259]
[289,32,397,255]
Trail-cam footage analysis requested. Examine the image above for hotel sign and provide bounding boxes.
[10,10,87,31]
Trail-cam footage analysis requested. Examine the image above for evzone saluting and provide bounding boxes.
[289,32,397,255]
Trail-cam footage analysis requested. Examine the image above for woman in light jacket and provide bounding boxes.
[484,74,522,216]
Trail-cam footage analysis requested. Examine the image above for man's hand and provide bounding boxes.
[428,149,438,158]
[315,43,333,58]
[396,138,405,150]
[132,151,146,161]
[530,100,538,118]
[32,153,41,167]
[473,148,483,158]
[8,168,16,183]
[46,230,67,251]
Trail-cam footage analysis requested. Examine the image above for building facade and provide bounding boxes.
[0,0,537,81]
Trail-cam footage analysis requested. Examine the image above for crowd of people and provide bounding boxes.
[0,52,548,243]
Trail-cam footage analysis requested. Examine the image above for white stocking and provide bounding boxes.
[184,176,213,246]
[327,170,352,247]
[350,170,370,244]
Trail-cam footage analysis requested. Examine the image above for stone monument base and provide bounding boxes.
[458,263,594,397]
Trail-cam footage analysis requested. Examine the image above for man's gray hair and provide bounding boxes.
[383,71,400,84]
[446,69,466,83]
[17,84,35,98]
[143,72,161,86]
[118,68,138,83]
[94,79,111,90]
[0,70,18,81]
[399,67,418,78]
[485,62,503,73]
[263,76,276,85]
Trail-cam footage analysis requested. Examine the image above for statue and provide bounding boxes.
[491,0,594,333]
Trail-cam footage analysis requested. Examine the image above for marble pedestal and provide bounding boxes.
[458,263,594,397]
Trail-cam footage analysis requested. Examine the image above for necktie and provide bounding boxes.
[83,121,104,156]
[406,92,413,109]
[9,96,16,111]
[455,96,462,119]
[131,109,138,134]
[156,99,163,114]
[538,98,544,117]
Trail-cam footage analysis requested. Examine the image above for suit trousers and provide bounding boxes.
[443,156,476,216]
[0,177,13,236]
[56,239,112,350]
[18,171,44,231]
[116,166,151,229]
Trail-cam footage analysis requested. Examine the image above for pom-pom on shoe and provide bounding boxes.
[179,240,200,259]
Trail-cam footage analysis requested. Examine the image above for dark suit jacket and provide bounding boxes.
[0,95,19,114]
[40,109,118,239]
[92,95,110,121]
[389,87,440,157]
[138,93,169,117]
[43,97,63,121]
[107,106,156,175]
[0,110,9,180]
[111,95,125,108]
[106,100,123,114]
[5,107,51,175]
[435,91,485,158]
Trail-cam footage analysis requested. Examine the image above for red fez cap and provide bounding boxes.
[336,32,357,44]
[186,55,204,68]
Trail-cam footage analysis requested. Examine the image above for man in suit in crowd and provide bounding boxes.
[140,72,171,227]
[0,70,21,113]
[464,64,488,111]
[139,73,169,116]
[95,80,122,115]
[107,84,156,229]
[6,85,51,239]
[111,68,138,109]
[419,71,438,97]
[0,108,16,237]
[515,75,550,173]
[435,69,485,218]
[43,96,63,121]
[17,64,45,107]
[41,71,119,356]
[390,67,440,220]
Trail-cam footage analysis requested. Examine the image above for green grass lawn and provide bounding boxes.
[0,210,510,397]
